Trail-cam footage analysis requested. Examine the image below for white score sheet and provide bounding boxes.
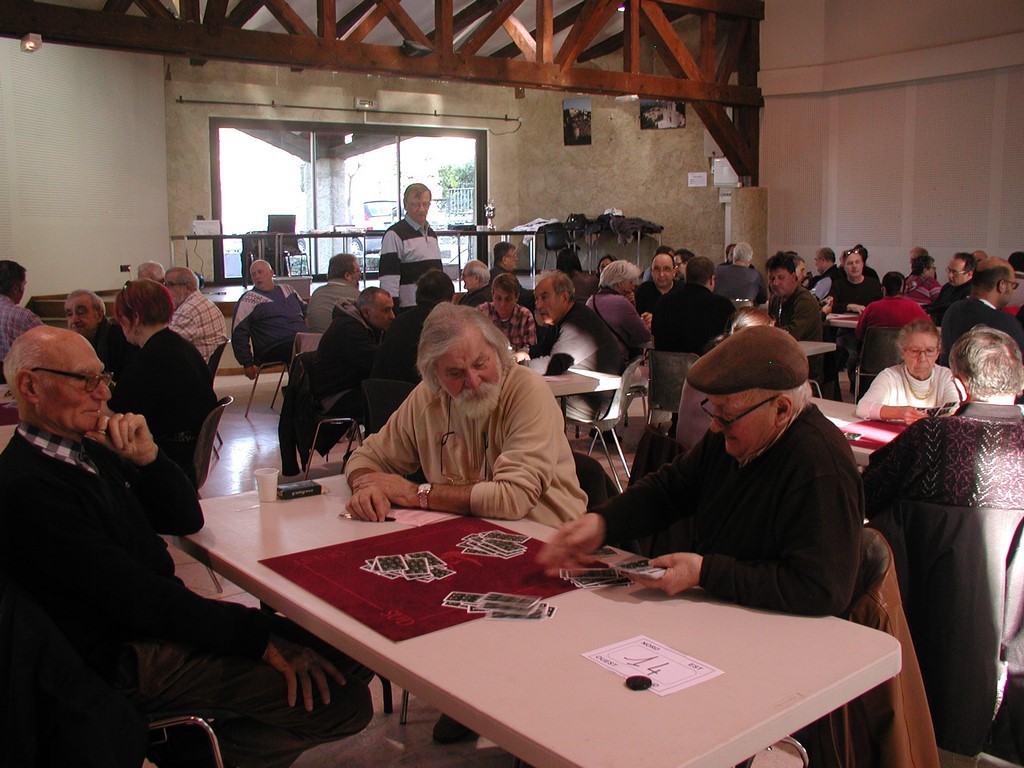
[583,635,723,696]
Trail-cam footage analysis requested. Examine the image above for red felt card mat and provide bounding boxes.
[840,419,906,451]
[0,401,19,426]
[259,517,573,642]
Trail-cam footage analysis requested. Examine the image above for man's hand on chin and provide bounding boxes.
[85,412,160,465]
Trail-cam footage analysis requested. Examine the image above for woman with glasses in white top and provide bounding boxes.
[855,318,959,423]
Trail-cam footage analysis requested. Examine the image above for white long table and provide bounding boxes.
[799,340,837,357]
[181,477,901,768]
[543,367,621,398]
[825,313,859,329]
[811,397,910,467]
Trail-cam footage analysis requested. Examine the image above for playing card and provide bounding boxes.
[488,602,550,620]
[476,592,541,611]
[615,559,668,579]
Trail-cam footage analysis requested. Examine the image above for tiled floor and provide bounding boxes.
[176,373,1018,768]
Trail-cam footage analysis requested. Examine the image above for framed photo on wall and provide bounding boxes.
[640,100,686,130]
[563,97,592,146]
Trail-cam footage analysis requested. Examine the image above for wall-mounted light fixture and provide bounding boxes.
[399,40,432,58]
[21,33,42,52]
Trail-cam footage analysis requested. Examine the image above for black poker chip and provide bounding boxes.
[625,675,652,691]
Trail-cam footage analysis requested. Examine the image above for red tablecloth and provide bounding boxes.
[260,517,573,642]
[0,401,19,426]
[840,419,906,451]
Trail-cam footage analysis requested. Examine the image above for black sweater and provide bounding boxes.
[598,406,863,616]
[0,434,270,680]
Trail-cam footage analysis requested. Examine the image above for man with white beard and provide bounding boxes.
[346,302,586,529]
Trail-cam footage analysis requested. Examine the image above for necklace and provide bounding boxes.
[900,366,934,402]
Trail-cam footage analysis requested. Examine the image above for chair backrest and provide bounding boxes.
[876,499,1024,754]
[207,341,228,377]
[361,378,416,435]
[193,396,233,491]
[293,331,323,356]
[859,326,902,376]
[596,356,644,426]
[539,222,568,251]
[647,350,699,414]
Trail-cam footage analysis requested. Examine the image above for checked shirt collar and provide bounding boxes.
[17,422,99,476]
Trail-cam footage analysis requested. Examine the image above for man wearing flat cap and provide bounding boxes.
[539,325,864,616]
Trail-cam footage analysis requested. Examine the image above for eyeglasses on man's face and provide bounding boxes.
[1001,279,1020,291]
[30,367,115,392]
[700,395,778,429]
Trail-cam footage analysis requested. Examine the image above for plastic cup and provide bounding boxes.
[254,468,279,502]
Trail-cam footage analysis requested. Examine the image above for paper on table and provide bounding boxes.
[583,635,723,696]
[391,507,459,527]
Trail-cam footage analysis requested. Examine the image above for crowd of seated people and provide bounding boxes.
[11,239,1024,767]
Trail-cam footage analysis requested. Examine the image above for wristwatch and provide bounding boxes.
[417,482,433,510]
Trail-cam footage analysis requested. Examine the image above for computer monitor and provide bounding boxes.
[266,214,296,233]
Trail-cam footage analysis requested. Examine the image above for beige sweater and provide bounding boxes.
[346,364,587,527]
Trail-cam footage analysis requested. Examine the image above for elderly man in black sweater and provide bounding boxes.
[0,326,372,768]
[539,325,863,616]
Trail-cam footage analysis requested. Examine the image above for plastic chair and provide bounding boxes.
[206,341,229,451]
[853,326,902,401]
[243,361,288,418]
[537,222,568,270]
[361,378,416,435]
[646,350,698,424]
[147,713,225,768]
[564,357,644,492]
[293,331,323,355]
[193,396,233,492]
[192,396,233,593]
[206,341,228,377]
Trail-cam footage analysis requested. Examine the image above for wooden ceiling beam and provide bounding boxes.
[0,0,763,110]
[102,0,132,12]
[458,0,524,57]
[535,0,553,64]
[133,0,176,20]
[203,0,228,29]
[380,0,431,47]
[433,0,453,52]
[655,0,762,20]
[555,0,618,70]
[622,0,639,74]
[226,0,265,29]
[502,15,537,61]
[263,0,314,36]
[317,0,335,39]
[640,1,755,178]
[699,11,714,77]
[180,0,199,23]
[336,1,374,38]
[345,2,389,43]
[491,1,582,59]
[715,17,745,84]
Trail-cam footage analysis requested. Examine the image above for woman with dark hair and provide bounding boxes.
[904,252,941,305]
[555,247,598,301]
[108,279,216,486]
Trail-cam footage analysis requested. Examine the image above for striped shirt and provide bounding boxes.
[378,217,443,309]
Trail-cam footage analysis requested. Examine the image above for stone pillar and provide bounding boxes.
[731,187,768,270]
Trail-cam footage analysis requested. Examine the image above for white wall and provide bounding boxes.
[0,39,168,297]
[760,0,1024,277]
